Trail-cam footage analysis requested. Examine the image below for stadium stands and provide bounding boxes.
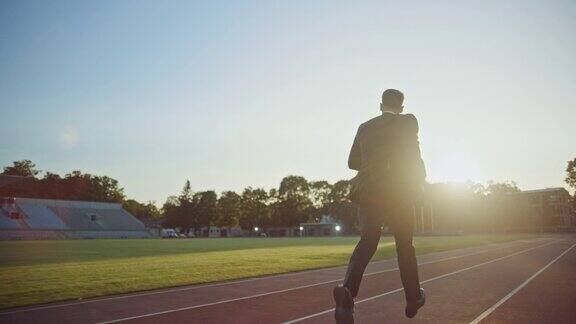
[17,202,67,229]
[0,197,151,240]
[0,209,21,229]
[50,207,144,231]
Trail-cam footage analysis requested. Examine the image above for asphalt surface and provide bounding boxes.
[0,236,574,324]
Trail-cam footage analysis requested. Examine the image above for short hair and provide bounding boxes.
[381,89,404,108]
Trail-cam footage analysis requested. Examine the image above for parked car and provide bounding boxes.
[161,229,179,238]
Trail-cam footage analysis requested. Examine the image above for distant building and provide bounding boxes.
[0,197,151,240]
[417,185,576,233]
[512,187,574,232]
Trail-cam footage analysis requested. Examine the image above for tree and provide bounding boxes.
[328,180,352,203]
[239,187,270,230]
[326,180,357,233]
[309,180,333,217]
[273,175,313,227]
[90,175,126,202]
[161,195,181,228]
[177,181,198,232]
[2,160,40,177]
[161,180,195,231]
[179,180,193,202]
[271,198,307,227]
[0,161,126,202]
[123,199,161,221]
[57,171,125,202]
[486,181,520,195]
[216,191,242,227]
[195,190,218,230]
[466,181,486,196]
[279,175,310,199]
[566,158,576,190]
[566,158,576,219]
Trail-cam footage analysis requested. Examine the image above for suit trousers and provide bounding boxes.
[342,198,421,302]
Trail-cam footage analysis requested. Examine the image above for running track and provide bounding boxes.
[1,236,575,323]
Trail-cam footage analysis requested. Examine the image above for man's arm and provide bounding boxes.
[404,114,427,182]
[348,126,362,171]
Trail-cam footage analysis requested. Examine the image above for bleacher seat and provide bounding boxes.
[17,203,68,230]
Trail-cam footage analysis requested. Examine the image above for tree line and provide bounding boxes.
[2,158,575,233]
[161,177,356,233]
[0,160,355,232]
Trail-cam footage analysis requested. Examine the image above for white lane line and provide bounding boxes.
[282,240,562,324]
[469,242,576,324]
[0,238,542,316]
[95,240,550,324]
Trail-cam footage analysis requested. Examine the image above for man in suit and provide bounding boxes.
[333,89,427,323]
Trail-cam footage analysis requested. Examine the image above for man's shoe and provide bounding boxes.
[405,288,426,318]
[333,285,354,324]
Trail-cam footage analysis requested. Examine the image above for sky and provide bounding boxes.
[1,0,575,203]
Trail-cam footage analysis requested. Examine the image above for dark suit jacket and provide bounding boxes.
[348,113,426,199]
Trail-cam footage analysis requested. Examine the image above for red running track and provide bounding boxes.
[0,236,574,324]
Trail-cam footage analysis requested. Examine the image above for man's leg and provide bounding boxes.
[389,204,421,303]
[342,204,382,298]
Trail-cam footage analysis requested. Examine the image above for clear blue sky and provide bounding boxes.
[1,0,575,203]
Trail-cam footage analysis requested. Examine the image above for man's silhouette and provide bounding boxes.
[333,89,426,323]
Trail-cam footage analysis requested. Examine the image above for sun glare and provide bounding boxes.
[431,152,482,183]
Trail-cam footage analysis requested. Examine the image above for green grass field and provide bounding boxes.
[0,234,535,309]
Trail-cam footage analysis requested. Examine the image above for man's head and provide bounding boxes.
[380,89,404,113]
